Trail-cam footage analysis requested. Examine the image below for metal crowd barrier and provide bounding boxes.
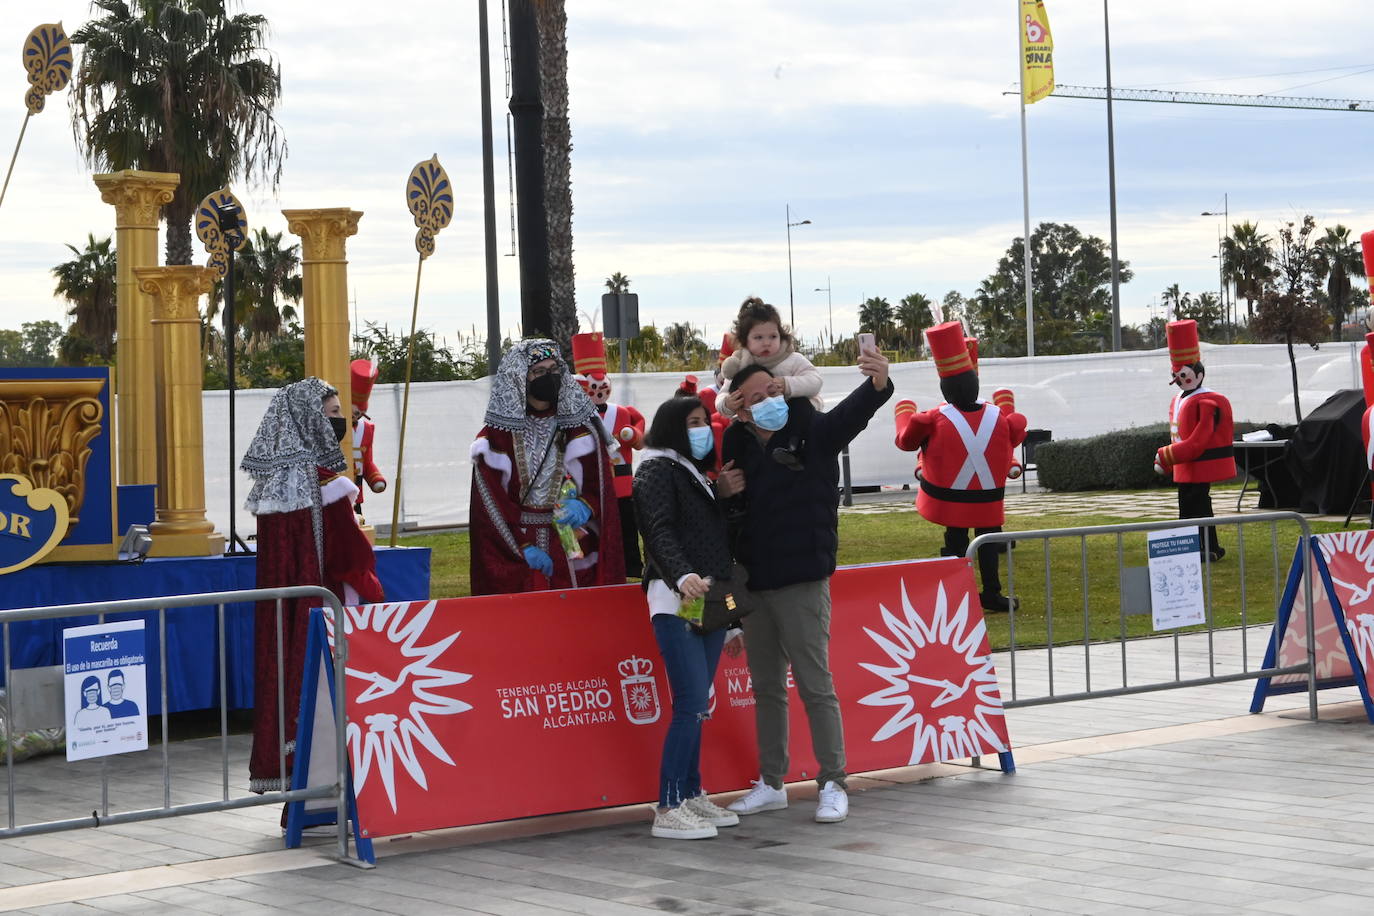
[0,586,361,865]
[968,512,1318,718]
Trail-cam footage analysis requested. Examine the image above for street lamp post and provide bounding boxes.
[786,204,811,332]
[814,277,832,346]
[1202,194,1230,340]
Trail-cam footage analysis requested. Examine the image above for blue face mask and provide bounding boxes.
[687,425,714,459]
[750,395,789,432]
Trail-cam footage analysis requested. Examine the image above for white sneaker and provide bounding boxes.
[727,778,789,815]
[651,804,718,840]
[683,793,740,827]
[815,781,848,823]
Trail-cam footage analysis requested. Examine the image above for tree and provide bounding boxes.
[604,272,631,293]
[941,290,967,328]
[661,322,706,363]
[1221,221,1273,322]
[70,1,286,265]
[1251,217,1328,421]
[51,234,117,363]
[536,0,577,353]
[1312,224,1365,341]
[0,330,25,366]
[20,321,62,366]
[1175,292,1224,337]
[858,297,894,347]
[970,275,1016,357]
[985,222,1132,355]
[236,228,303,346]
[1160,283,1189,320]
[895,293,933,352]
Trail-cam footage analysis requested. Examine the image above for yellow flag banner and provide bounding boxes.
[1020,0,1054,105]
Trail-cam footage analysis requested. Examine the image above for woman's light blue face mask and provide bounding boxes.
[687,425,714,459]
[750,395,789,431]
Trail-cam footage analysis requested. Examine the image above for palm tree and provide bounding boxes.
[52,234,117,363]
[1312,225,1365,341]
[895,293,933,352]
[535,0,576,353]
[1221,221,1273,322]
[70,1,286,266]
[662,322,705,363]
[858,296,894,346]
[236,228,303,346]
[1160,283,1191,320]
[604,272,631,293]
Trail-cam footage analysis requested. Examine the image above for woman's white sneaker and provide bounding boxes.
[651,804,718,840]
[727,779,789,815]
[683,793,740,827]
[814,781,848,823]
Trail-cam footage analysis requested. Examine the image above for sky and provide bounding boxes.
[3,0,1374,352]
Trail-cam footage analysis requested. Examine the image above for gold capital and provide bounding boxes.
[93,170,180,229]
[134,266,216,321]
[283,208,363,262]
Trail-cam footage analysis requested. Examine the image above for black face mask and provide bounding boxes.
[528,373,561,404]
[329,416,348,442]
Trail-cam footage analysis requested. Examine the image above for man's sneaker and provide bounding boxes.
[815,781,848,823]
[651,804,717,840]
[727,778,789,815]
[683,793,740,827]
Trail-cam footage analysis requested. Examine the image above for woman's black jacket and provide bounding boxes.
[632,452,733,593]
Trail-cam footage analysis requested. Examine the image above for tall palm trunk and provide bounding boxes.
[536,0,576,354]
[164,190,195,266]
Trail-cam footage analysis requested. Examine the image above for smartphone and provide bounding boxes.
[857,332,876,356]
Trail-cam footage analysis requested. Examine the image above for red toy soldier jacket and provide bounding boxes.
[898,401,1026,528]
[598,402,645,499]
[351,417,386,505]
[1157,389,1235,484]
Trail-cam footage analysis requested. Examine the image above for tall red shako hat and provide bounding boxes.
[1166,319,1201,373]
[350,359,379,417]
[926,321,975,378]
[965,337,979,374]
[571,332,608,381]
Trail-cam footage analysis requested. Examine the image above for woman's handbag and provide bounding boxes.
[700,563,753,632]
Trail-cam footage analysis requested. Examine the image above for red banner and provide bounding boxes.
[325,557,1012,839]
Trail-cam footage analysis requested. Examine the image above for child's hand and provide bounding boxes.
[766,378,785,397]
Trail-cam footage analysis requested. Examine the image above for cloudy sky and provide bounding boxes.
[4,0,1373,351]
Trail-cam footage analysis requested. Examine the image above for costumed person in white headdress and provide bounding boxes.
[1154,320,1234,561]
[241,377,384,793]
[469,339,625,595]
[573,331,646,578]
[895,324,1025,612]
[349,359,387,512]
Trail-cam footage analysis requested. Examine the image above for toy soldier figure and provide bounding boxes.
[573,332,647,578]
[1155,320,1234,561]
[349,359,387,512]
[895,322,1026,612]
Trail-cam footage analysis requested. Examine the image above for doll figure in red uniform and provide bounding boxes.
[1154,319,1235,561]
[349,359,387,511]
[896,322,1026,611]
[573,332,647,578]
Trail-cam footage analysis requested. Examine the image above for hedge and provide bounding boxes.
[1036,421,1258,492]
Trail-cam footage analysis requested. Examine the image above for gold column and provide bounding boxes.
[285,208,362,482]
[136,266,225,558]
[94,170,180,487]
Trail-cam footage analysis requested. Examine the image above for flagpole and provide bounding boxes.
[1017,2,1036,357]
[1104,0,1122,351]
[0,112,32,209]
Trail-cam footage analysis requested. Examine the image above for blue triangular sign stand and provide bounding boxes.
[1250,537,1374,722]
[284,607,375,865]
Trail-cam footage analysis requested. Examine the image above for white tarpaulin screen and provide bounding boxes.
[196,341,1363,537]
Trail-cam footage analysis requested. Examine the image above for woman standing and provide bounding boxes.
[634,395,740,839]
[241,377,384,793]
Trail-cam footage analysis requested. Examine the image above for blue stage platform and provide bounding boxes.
[0,547,430,715]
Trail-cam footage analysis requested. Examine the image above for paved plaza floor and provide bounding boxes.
[0,626,1369,915]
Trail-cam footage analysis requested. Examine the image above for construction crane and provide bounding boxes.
[1049,84,1374,113]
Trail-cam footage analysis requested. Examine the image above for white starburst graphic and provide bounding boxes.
[327,601,472,813]
[857,580,1008,765]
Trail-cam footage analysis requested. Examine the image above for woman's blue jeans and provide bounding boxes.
[651,614,726,808]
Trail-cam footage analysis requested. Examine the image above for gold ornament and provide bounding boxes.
[406,155,454,259]
[22,22,72,114]
[0,379,105,531]
[195,188,248,278]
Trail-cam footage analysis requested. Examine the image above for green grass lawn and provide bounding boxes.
[401,489,1349,652]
